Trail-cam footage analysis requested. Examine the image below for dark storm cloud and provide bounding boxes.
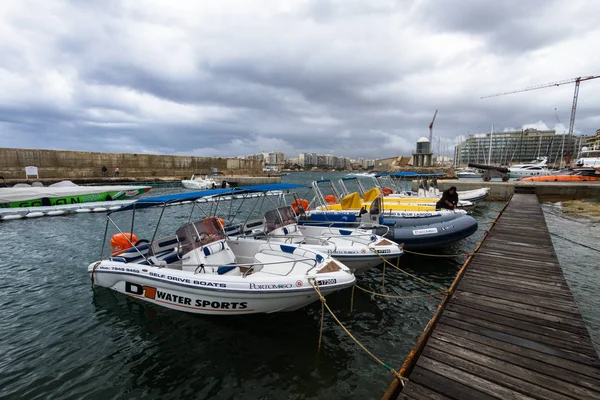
[0,0,599,160]
[416,0,573,53]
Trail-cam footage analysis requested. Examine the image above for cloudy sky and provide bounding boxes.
[1,0,599,159]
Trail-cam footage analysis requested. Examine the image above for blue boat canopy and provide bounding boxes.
[236,183,308,192]
[113,189,242,212]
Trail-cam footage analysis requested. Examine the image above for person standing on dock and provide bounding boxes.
[436,186,458,210]
[102,165,107,176]
[114,167,120,177]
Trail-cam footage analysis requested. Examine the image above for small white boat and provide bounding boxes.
[508,157,553,179]
[227,206,403,273]
[456,168,481,178]
[575,146,600,168]
[181,175,224,190]
[88,191,355,315]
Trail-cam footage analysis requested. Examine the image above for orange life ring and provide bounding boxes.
[324,195,338,204]
[110,232,138,255]
[291,199,310,214]
[382,187,393,196]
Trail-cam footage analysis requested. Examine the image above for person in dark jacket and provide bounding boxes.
[436,186,458,210]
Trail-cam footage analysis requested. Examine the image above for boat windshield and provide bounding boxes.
[264,206,297,233]
[176,218,225,254]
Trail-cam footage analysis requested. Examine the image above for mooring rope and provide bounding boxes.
[370,250,448,291]
[402,249,474,257]
[309,279,408,382]
[549,232,600,253]
[90,261,101,288]
[355,284,447,299]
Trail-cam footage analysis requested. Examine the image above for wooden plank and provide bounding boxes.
[456,284,584,318]
[465,264,569,283]
[462,272,573,294]
[408,366,497,400]
[466,262,563,276]
[399,382,453,400]
[440,309,599,358]
[425,340,600,400]
[451,292,591,337]
[432,330,600,394]
[418,356,539,400]
[439,316,600,367]
[475,251,562,266]
[463,270,575,296]
[445,303,598,353]
[456,285,584,319]
[461,275,576,300]
[482,241,556,255]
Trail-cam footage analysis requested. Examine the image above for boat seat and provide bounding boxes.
[217,265,237,275]
[203,241,226,256]
[281,224,298,234]
[148,235,179,257]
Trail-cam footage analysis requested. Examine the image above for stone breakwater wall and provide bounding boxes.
[0,148,262,179]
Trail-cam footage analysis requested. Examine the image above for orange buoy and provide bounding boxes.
[382,187,393,196]
[324,195,338,204]
[291,199,310,214]
[110,232,138,255]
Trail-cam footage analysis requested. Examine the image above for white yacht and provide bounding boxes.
[182,174,223,190]
[575,147,600,168]
[455,168,480,178]
[508,157,553,179]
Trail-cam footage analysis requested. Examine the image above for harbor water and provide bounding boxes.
[0,172,598,399]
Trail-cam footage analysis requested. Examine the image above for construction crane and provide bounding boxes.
[428,109,438,143]
[481,75,600,136]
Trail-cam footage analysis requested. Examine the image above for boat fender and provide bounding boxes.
[382,187,393,196]
[111,232,138,255]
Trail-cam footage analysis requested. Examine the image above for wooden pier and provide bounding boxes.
[384,193,600,400]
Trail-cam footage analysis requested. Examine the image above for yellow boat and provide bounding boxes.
[316,188,437,212]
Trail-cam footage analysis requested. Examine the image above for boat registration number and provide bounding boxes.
[412,227,438,235]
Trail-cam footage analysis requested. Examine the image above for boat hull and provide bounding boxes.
[89,261,354,315]
[0,186,150,208]
[382,214,478,249]
[301,213,478,249]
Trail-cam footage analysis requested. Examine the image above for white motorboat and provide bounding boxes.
[508,157,553,179]
[181,174,223,190]
[455,168,481,178]
[227,205,403,273]
[88,190,355,315]
[575,147,600,168]
[0,180,151,208]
